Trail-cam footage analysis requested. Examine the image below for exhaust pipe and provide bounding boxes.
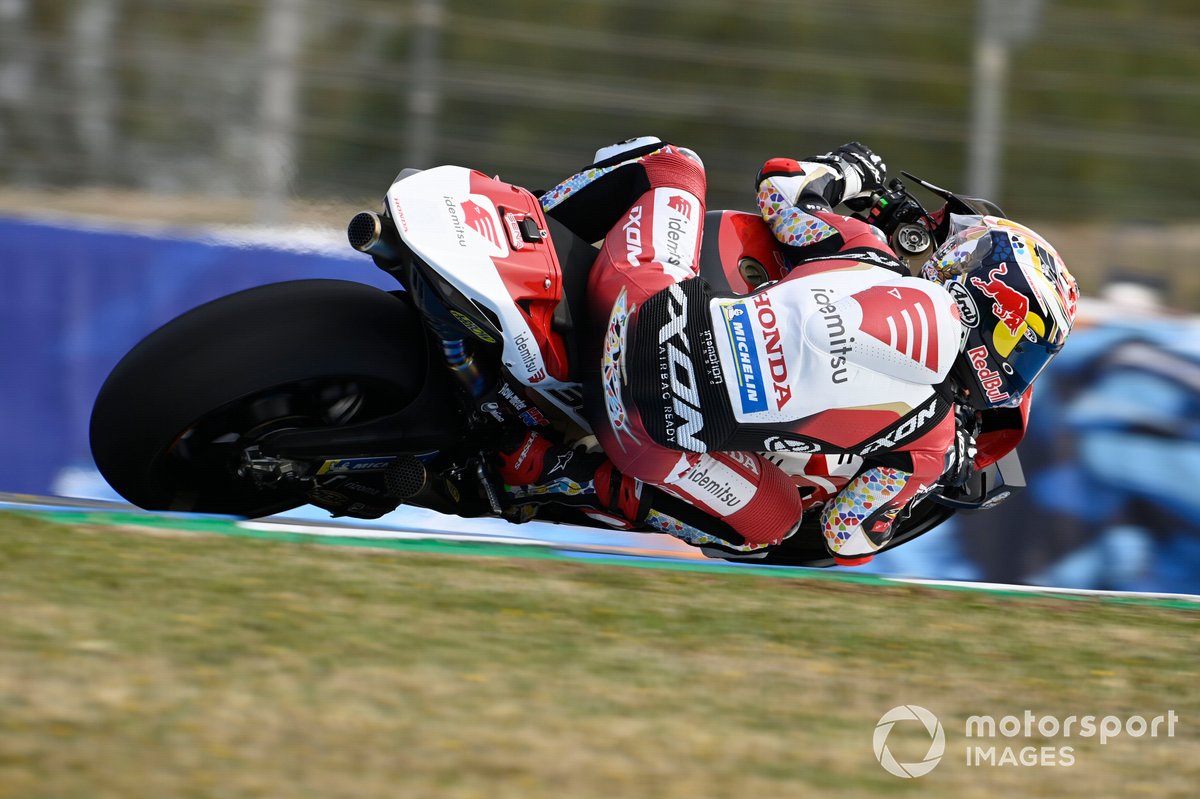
[347,211,410,265]
[383,455,428,501]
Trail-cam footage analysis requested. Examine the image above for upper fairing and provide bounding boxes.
[387,165,567,388]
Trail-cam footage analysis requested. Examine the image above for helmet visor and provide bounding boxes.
[998,333,1062,405]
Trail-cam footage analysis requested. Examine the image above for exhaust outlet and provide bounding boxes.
[383,455,427,501]
[347,211,410,265]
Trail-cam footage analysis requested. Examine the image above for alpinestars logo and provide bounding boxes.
[666,195,693,219]
[461,199,502,249]
[549,450,574,475]
[658,283,706,451]
[850,249,901,268]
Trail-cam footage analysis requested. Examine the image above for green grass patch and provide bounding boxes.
[1,511,1197,798]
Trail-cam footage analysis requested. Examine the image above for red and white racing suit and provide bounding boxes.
[537,140,962,565]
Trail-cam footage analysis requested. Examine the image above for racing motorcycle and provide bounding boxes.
[90,164,1023,566]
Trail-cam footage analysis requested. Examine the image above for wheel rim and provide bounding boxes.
[150,377,406,513]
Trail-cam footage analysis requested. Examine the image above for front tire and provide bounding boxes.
[90,279,430,517]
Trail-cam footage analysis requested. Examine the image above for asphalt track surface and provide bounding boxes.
[3,493,1199,611]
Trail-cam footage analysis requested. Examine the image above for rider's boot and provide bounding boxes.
[492,430,647,527]
[538,136,703,243]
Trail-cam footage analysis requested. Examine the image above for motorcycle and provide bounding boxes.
[90,164,1023,566]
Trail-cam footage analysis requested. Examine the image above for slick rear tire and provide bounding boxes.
[90,279,429,517]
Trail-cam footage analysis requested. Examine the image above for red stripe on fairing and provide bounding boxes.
[855,285,941,372]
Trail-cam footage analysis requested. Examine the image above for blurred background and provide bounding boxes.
[2,0,1198,592]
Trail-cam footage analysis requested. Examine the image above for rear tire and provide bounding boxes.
[90,279,431,517]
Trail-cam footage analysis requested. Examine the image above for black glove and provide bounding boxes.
[811,141,887,211]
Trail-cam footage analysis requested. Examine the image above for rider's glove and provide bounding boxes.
[944,426,979,488]
[809,141,887,211]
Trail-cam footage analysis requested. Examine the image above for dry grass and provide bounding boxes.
[0,512,1197,798]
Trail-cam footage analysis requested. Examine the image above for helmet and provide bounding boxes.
[921,215,1079,409]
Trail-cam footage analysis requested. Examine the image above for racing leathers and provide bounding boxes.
[522,138,966,565]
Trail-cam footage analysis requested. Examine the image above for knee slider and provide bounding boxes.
[640,148,707,199]
[723,453,805,545]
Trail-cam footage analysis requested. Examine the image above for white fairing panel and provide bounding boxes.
[386,166,567,388]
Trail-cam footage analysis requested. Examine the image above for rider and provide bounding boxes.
[495,137,1078,565]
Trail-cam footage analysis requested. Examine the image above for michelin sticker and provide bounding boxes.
[720,302,767,414]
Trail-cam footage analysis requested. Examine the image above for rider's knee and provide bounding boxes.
[640,147,707,198]
[722,454,805,545]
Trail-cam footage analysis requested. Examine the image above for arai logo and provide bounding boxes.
[947,281,979,328]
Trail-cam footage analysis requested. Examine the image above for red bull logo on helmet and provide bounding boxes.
[971,263,1028,336]
[967,345,1010,406]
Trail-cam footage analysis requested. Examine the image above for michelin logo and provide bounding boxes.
[316,456,397,475]
[721,302,767,414]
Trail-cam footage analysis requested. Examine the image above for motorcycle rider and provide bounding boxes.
[495,137,1078,565]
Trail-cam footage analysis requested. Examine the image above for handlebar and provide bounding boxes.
[861,177,936,262]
